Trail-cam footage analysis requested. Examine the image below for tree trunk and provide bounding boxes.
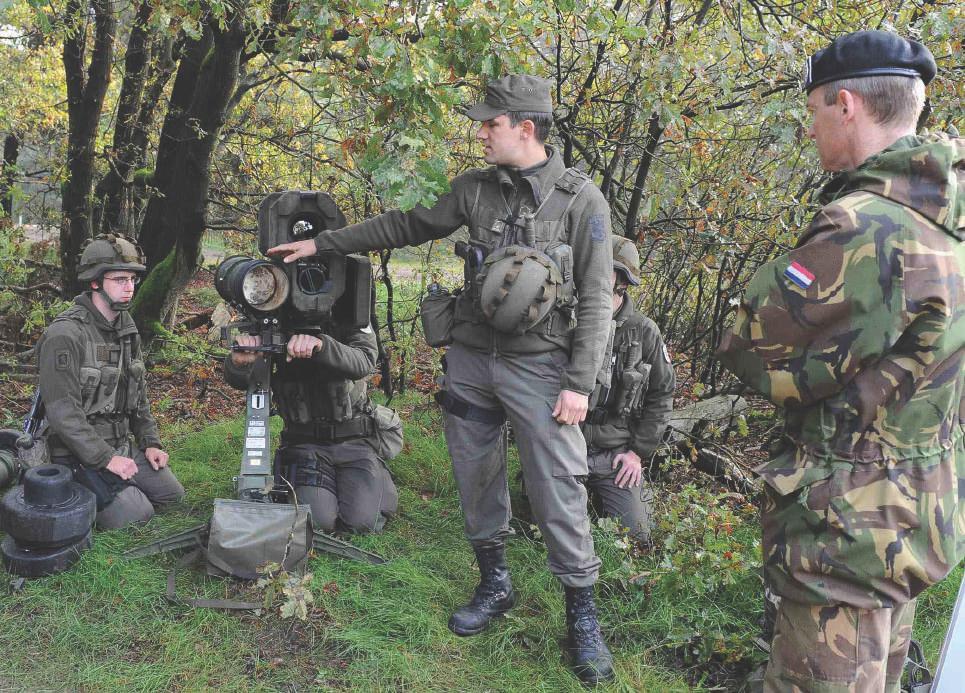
[92,0,154,236]
[61,0,116,296]
[133,12,246,333]
[622,112,662,238]
[137,26,212,270]
[1,133,19,218]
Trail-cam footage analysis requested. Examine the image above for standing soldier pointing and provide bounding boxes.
[269,75,615,684]
[718,31,964,692]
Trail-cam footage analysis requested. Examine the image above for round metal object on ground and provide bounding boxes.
[22,464,73,506]
[0,469,96,550]
[1,530,93,578]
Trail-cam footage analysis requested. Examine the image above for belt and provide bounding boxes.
[281,416,374,445]
[89,417,130,442]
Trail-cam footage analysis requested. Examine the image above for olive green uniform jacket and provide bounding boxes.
[717,134,965,608]
[37,293,160,468]
[310,146,613,395]
[223,324,378,429]
[583,298,675,457]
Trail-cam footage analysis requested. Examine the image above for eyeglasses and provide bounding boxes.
[103,275,140,286]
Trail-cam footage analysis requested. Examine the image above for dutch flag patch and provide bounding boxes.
[784,261,815,289]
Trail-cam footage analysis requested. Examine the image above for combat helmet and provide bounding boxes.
[612,236,640,286]
[477,246,562,335]
[78,233,147,283]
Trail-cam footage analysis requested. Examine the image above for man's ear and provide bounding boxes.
[837,88,858,122]
[518,118,535,140]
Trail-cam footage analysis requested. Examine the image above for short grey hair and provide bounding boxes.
[822,74,926,129]
[508,111,553,143]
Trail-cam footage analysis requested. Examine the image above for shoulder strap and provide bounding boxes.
[534,168,592,224]
[165,548,264,611]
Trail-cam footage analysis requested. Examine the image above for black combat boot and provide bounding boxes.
[564,586,615,686]
[448,540,517,636]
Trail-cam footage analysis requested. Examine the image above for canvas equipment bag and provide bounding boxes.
[124,498,385,610]
[205,498,312,579]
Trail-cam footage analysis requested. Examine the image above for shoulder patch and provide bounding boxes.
[361,324,373,334]
[589,214,607,243]
[55,349,71,371]
[662,343,671,364]
[784,261,814,289]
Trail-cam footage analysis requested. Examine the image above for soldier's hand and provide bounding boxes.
[612,450,642,489]
[144,447,169,471]
[552,389,589,425]
[287,334,324,361]
[231,335,262,366]
[266,239,317,264]
[106,455,138,480]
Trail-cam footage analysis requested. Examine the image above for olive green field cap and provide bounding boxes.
[612,236,641,286]
[464,74,554,121]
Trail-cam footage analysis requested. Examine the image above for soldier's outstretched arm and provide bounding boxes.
[268,173,478,260]
[716,202,956,408]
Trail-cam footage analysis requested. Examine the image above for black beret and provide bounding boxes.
[803,30,936,93]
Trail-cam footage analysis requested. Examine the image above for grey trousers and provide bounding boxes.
[280,440,398,534]
[586,447,654,542]
[442,343,600,588]
[97,448,185,529]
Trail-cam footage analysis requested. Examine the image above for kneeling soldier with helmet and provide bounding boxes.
[37,234,185,529]
[581,237,675,542]
[224,325,399,534]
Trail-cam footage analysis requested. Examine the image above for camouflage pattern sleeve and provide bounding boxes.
[718,198,927,409]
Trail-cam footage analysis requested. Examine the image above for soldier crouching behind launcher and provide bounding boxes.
[580,237,674,543]
[223,325,399,535]
[36,234,185,529]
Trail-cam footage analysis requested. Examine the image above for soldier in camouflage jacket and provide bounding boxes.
[718,32,963,692]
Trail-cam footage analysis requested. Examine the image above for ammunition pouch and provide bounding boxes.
[585,408,628,427]
[371,404,404,460]
[420,284,456,348]
[598,361,652,421]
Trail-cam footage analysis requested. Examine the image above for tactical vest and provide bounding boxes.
[586,319,652,428]
[46,305,145,454]
[272,361,370,427]
[455,167,591,337]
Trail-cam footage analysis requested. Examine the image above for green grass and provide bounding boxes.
[0,395,960,690]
